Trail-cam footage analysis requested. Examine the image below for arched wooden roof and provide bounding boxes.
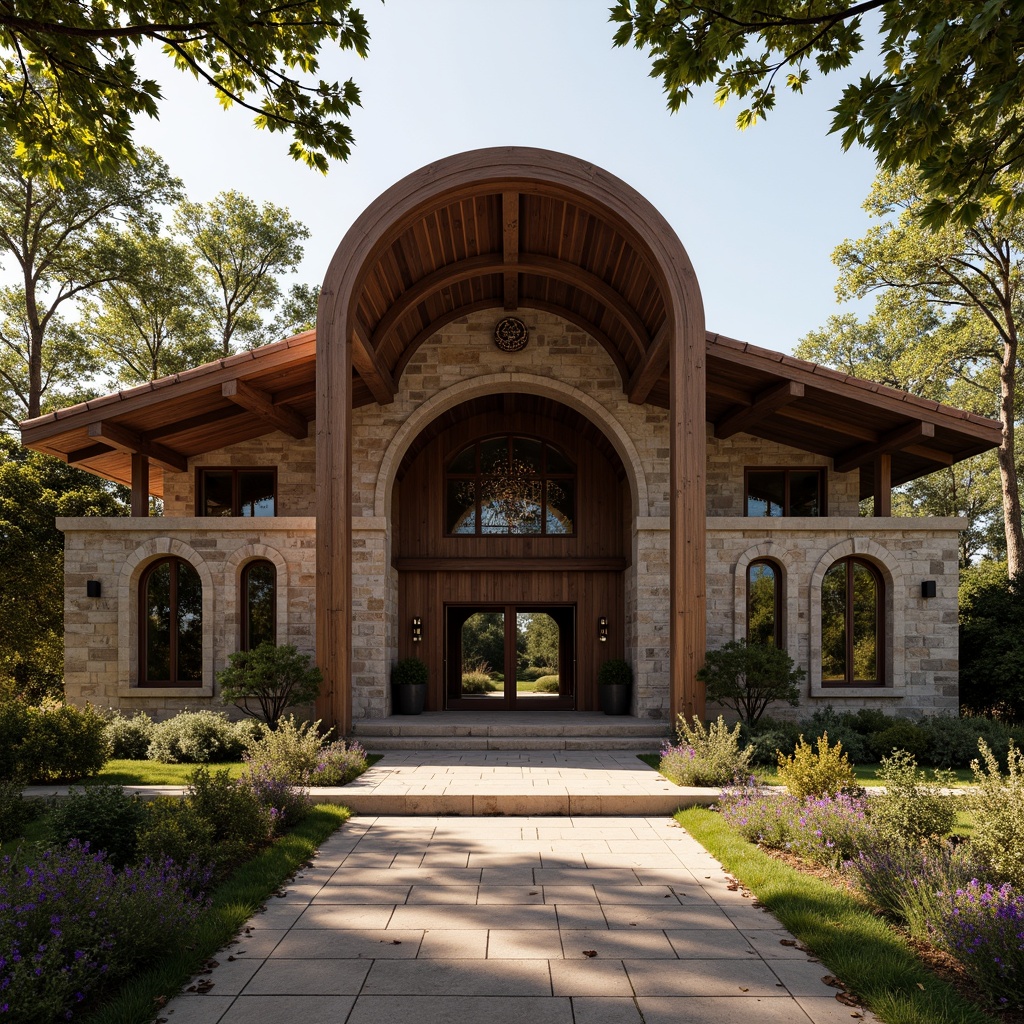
[319,147,704,409]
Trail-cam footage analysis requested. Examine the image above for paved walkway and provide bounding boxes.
[160,812,876,1024]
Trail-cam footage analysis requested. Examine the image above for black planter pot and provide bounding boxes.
[600,683,631,716]
[392,682,426,715]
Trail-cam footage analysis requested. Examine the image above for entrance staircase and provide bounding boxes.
[351,711,671,752]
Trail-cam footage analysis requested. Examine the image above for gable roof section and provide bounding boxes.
[19,326,1000,500]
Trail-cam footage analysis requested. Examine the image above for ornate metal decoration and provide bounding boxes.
[493,316,529,352]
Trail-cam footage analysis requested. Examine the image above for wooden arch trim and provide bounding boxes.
[316,147,707,735]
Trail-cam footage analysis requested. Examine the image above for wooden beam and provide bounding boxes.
[628,322,670,404]
[350,322,396,405]
[834,420,935,473]
[146,405,248,441]
[502,191,519,311]
[87,421,187,473]
[872,453,892,517]
[222,380,308,439]
[67,442,115,464]
[714,380,804,439]
[130,453,150,518]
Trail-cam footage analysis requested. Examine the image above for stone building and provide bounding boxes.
[20,150,1001,733]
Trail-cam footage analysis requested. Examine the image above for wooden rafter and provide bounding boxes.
[87,421,187,473]
[222,380,308,439]
[502,191,519,311]
[714,380,804,439]
[833,420,935,473]
[627,322,669,404]
[351,321,396,405]
[67,442,115,464]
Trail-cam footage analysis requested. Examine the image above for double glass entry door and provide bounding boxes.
[444,605,575,710]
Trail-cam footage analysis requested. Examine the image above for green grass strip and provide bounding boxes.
[89,760,247,785]
[677,808,996,1024]
[82,803,350,1024]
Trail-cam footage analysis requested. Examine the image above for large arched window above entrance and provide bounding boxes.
[821,557,883,687]
[139,557,203,687]
[445,435,576,536]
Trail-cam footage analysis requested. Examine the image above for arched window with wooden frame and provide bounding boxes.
[746,559,782,648]
[821,556,883,686]
[139,557,203,686]
[241,559,277,651]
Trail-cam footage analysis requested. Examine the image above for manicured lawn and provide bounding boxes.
[678,807,997,1024]
[89,759,247,785]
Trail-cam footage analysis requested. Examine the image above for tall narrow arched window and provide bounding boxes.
[747,559,782,647]
[241,560,277,650]
[140,557,202,686]
[821,557,883,686]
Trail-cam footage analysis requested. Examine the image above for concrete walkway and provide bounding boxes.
[159,811,877,1024]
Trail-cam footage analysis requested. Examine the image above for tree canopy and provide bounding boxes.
[611,0,1024,225]
[0,1,369,180]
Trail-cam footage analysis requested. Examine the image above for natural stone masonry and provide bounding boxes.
[159,811,878,1024]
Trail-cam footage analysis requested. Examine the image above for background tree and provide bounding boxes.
[0,2,369,181]
[612,1,1024,225]
[522,613,560,670]
[0,141,181,419]
[796,169,1024,576]
[175,192,310,354]
[80,229,216,384]
[270,283,321,339]
[0,435,127,701]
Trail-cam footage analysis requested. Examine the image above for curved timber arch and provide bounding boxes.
[316,147,706,734]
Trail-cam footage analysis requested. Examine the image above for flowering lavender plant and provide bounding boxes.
[240,760,312,833]
[241,715,368,786]
[0,841,206,1022]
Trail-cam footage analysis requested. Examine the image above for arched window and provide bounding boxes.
[445,435,575,536]
[747,559,782,647]
[140,557,202,686]
[821,557,883,686]
[241,560,277,650]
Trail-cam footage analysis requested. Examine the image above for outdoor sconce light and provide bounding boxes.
[598,616,609,642]
[921,580,937,599]
[86,580,102,598]
[411,617,423,642]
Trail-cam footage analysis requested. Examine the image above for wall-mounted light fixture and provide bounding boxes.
[411,616,423,642]
[86,580,102,598]
[921,580,937,599]
[598,616,609,642]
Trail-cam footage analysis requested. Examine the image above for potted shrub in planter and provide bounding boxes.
[598,658,633,716]
[391,657,428,715]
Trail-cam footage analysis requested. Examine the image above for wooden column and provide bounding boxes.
[315,296,353,736]
[873,453,892,517]
[669,310,707,723]
[130,453,149,517]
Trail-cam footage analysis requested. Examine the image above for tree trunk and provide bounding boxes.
[998,334,1024,578]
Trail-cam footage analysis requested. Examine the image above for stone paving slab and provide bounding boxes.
[160,810,880,1024]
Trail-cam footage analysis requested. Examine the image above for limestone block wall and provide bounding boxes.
[58,517,315,719]
[705,517,964,719]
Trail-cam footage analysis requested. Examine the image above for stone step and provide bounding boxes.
[359,734,665,751]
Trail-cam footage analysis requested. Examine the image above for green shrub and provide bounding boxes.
[969,739,1024,887]
[846,707,894,736]
[0,697,30,780]
[392,657,429,686]
[147,710,246,763]
[660,715,753,786]
[218,642,322,729]
[104,709,155,759]
[697,640,803,726]
[241,714,368,786]
[136,795,218,873]
[521,665,556,681]
[869,721,930,762]
[0,779,42,841]
[777,732,857,799]
[44,785,147,868]
[869,750,957,847]
[22,701,109,782]
[920,715,991,769]
[460,670,497,693]
[597,658,633,687]
[186,766,273,867]
[533,675,560,692]
[747,728,800,767]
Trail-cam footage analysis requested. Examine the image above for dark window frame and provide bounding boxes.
[444,434,577,538]
[820,555,885,688]
[195,466,278,517]
[241,559,277,651]
[744,466,828,517]
[138,556,203,688]
[746,558,783,648]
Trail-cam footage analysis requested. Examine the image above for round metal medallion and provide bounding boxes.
[493,316,529,352]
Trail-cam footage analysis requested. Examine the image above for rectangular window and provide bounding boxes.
[745,467,826,517]
[197,468,277,517]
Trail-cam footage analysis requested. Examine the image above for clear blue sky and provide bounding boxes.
[132,0,882,354]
